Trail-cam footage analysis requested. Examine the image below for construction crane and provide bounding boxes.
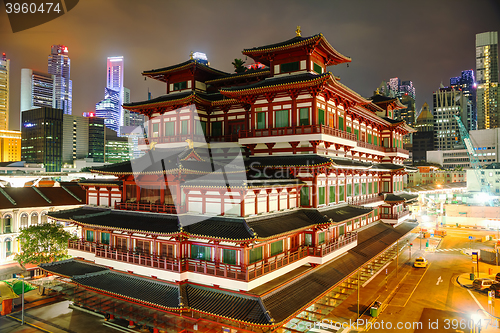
[453,114,490,192]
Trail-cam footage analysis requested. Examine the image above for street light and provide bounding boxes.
[15,274,25,325]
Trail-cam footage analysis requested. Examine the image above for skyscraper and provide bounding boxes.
[412,102,434,163]
[0,53,9,130]
[476,31,499,129]
[96,87,121,133]
[48,45,72,115]
[450,69,477,130]
[20,69,55,112]
[433,87,467,150]
[107,56,124,132]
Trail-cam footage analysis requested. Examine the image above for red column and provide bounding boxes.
[240,190,245,217]
[108,187,112,207]
[312,95,318,125]
[254,190,259,214]
[220,190,225,216]
[312,176,318,208]
[200,190,206,214]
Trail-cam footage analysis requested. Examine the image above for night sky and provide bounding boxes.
[1,0,499,131]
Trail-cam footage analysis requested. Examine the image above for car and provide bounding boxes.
[413,257,428,268]
[495,272,500,282]
[472,278,496,291]
[490,283,500,297]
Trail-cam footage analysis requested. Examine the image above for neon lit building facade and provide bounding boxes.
[48,45,72,115]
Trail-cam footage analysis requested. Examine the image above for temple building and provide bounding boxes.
[39,30,417,332]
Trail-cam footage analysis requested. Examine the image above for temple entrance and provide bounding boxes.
[229,121,245,141]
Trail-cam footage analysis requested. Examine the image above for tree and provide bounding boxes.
[15,223,76,267]
[231,59,246,73]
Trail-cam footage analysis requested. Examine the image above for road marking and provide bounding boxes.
[437,276,443,285]
[6,315,54,333]
[402,263,431,308]
[466,288,490,318]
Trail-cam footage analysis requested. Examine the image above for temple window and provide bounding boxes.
[329,186,335,203]
[318,232,325,245]
[164,122,175,136]
[280,61,300,73]
[270,240,283,256]
[339,225,345,236]
[354,183,359,196]
[126,185,137,202]
[299,108,309,125]
[212,121,222,136]
[346,184,352,198]
[181,120,189,134]
[160,243,174,259]
[275,110,289,128]
[173,81,187,91]
[354,128,359,140]
[196,121,206,135]
[368,133,372,144]
[318,187,325,205]
[139,187,160,205]
[313,63,322,74]
[101,232,110,245]
[116,237,127,251]
[191,244,211,261]
[135,240,150,254]
[152,123,159,137]
[222,249,237,265]
[339,185,345,201]
[305,234,312,246]
[339,117,344,131]
[256,112,266,129]
[300,186,309,206]
[86,230,94,242]
[248,246,262,264]
[318,109,325,125]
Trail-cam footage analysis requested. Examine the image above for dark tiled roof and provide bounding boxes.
[0,187,84,210]
[247,154,332,168]
[247,210,328,239]
[184,217,254,240]
[395,193,418,201]
[220,73,329,93]
[78,179,123,186]
[329,156,372,168]
[244,35,320,53]
[369,94,396,103]
[382,117,404,124]
[142,60,229,77]
[205,68,271,85]
[262,221,416,323]
[371,163,406,170]
[184,284,270,325]
[123,91,228,108]
[384,194,406,202]
[73,270,181,309]
[39,259,108,278]
[321,204,373,223]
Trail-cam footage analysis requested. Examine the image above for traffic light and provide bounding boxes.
[410,243,413,247]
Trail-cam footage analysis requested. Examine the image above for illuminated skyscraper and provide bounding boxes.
[476,31,499,129]
[450,69,477,130]
[0,53,9,130]
[96,87,121,133]
[48,45,72,115]
[106,56,125,133]
[20,69,55,129]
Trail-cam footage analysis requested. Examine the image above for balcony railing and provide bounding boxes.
[138,135,207,145]
[347,195,384,206]
[114,202,184,214]
[239,124,357,142]
[356,141,385,152]
[384,147,410,155]
[68,232,357,282]
[380,209,410,220]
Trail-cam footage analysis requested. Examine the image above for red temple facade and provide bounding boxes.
[41,31,417,332]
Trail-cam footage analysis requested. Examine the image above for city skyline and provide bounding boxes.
[1,0,499,131]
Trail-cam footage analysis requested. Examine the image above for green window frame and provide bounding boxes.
[362,182,366,195]
[181,120,189,134]
[318,232,325,245]
[347,126,351,133]
[347,184,352,197]
[257,112,266,129]
[339,225,345,235]
[313,63,322,74]
[354,183,359,196]
[86,230,94,242]
[191,244,211,261]
[164,122,175,136]
[280,61,300,73]
[339,185,344,201]
[374,182,378,193]
[300,186,309,206]
[339,117,344,131]
[368,182,373,194]
[101,232,110,245]
[299,108,309,126]
[152,123,159,137]
[318,187,325,205]
[212,121,222,137]
[222,249,237,265]
[249,246,263,264]
[195,121,206,135]
[354,129,359,140]
[270,240,283,256]
[173,81,187,91]
[305,234,312,246]
[329,186,335,203]
[318,109,325,125]
[368,133,372,144]
[275,110,289,128]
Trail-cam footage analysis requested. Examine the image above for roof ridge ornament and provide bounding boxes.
[189,51,194,60]
[295,26,301,37]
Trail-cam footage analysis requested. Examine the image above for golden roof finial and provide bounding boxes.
[149,141,157,150]
[295,26,301,37]
[189,51,194,60]
[185,139,194,149]
[376,88,380,95]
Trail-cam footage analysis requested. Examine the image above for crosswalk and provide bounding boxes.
[432,248,469,252]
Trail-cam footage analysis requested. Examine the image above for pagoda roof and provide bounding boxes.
[122,91,238,111]
[39,259,109,278]
[78,179,122,186]
[142,60,229,82]
[320,204,373,222]
[242,34,351,67]
[205,68,271,85]
[180,178,304,190]
[247,154,372,170]
[0,186,85,210]
[371,163,406,171]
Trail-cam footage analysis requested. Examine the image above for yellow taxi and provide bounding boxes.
[413,257,428,268]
